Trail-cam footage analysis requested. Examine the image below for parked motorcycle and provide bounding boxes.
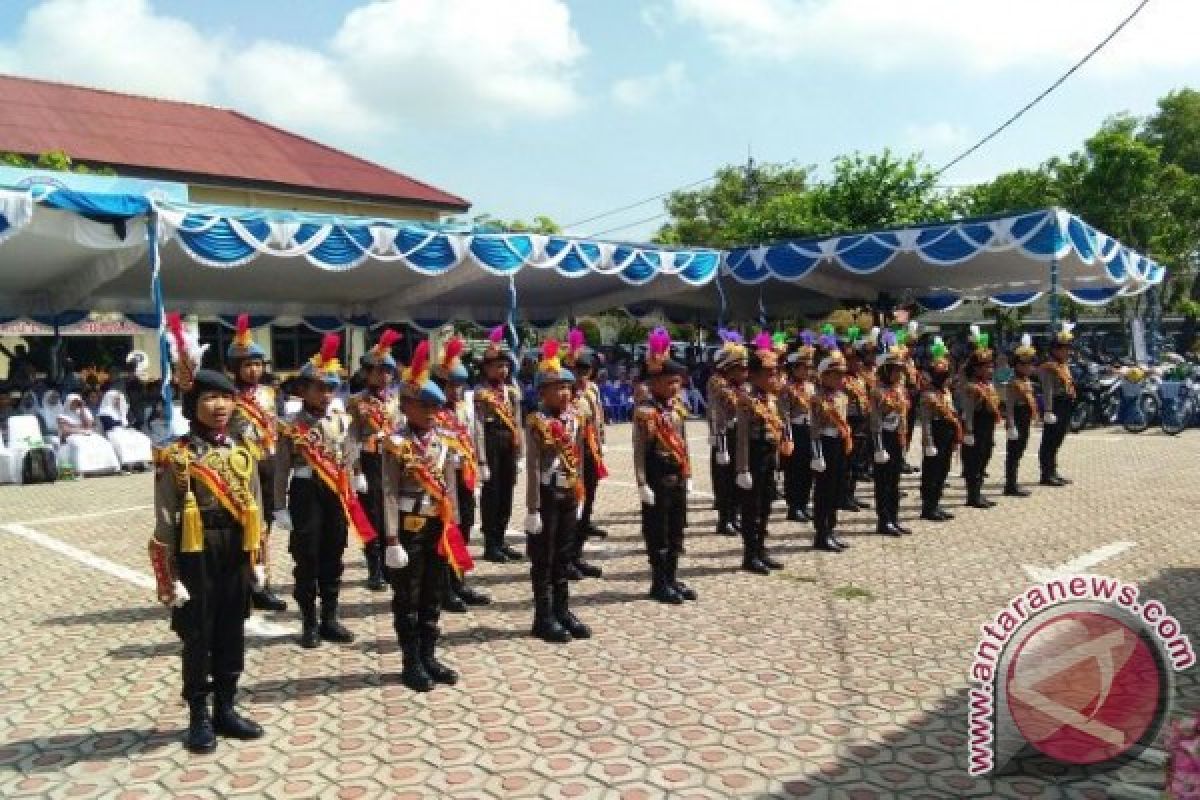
[1069,361,1122,433]
[1121,365,1162,434]
[1160,367,1200,436]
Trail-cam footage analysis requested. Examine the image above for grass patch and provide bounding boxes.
[831,585,874,601]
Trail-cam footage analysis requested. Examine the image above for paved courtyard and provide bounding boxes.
[1,424,1197,799]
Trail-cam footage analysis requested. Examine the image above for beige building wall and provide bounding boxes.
[188,185,447,222]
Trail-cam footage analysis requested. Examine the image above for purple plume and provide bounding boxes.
[818,333,838,350]
[719,328,743,345]
[799,330,816,347]
[880,329,897,349]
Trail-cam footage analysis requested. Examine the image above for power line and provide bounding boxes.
[588,211,671,239]
[934,0,1153,177]
[562,175,716,230]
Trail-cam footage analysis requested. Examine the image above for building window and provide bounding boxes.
[198,322,235,370]
[270,325,346,372]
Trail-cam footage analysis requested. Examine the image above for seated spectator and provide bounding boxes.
[40,389,65,439]
[98,389,154,470]
[57,393,121,475]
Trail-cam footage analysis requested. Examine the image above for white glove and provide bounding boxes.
[480,464,491,483]
[1044,412,1057,425]
[924,445,938,458]
[385,544,408,569]
[252,565,266,590]
[963,434,975,447]
[1007,427,1019,441]
[686,479,694,493]
[810,458,826,473]
[524,512,542,535]
[516,459,524,475]
[273,509,293,531]
[352,473,369,494]
[639,484,656,505]
[716,451,730,466]
[873,450,889,465]
[170,580,190,608]
[736,472,753,490]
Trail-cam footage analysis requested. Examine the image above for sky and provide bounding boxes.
[1,0,1198,242]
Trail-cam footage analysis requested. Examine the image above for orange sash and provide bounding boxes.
[355,395,394,454]
[1048,362,1077,401]
[387,435,473,578]
[644,405,690,478]
[974,382,1003,425]
[436,408,479,493]
[480,385,520,447]
[816,393,853,454]
[879,387,910,450]
[583,421,608,479]
[234,392,276,456]
[930,391,964,445]
[1014,379,1041,422]
[281,420,377,545]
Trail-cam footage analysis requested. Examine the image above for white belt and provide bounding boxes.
[541,473,573,488]
[292,466,313,479]
[819,427,839,436]
[790,415,809,426]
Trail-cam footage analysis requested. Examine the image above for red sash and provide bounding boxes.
[356,396,393,454]
[388,435,474,578]
[583,421,608,479]
[282,420,377,545]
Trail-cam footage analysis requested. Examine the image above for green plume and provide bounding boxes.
[977,333,990,349]
[772,331,788,349]
[821,323,835,336]
[930,338,948,359]
[846,325,861,342]
[894,327,908,346]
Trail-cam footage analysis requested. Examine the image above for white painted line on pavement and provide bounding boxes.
[13,504,153,527]
[0,522,292,637]
[1022,541,1136,582]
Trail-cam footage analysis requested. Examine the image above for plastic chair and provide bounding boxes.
[4,415,50,484]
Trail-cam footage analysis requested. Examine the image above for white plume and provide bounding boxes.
[1062,321,1076,334]
[1020,333,1032,348]
[866,326,880,345]
[969,324,981,341]
[907,320,919,336]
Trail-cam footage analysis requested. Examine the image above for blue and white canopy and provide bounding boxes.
[0,187,720,323]
[724,209,1166,312]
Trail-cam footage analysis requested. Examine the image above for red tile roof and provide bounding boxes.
[0,73,470,211]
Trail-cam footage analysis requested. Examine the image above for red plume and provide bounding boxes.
[235,313,250,338]
[376,328,401,351]
[542,339,559,361]
[488,325,505,344]
[166,312,187,357]
[410,340,430,377]
[319,333,340,364]
[444,336,465,366]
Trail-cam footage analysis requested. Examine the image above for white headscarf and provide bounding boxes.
[57,393,93,430]
[40,390,64,433]
[98,389,129,427]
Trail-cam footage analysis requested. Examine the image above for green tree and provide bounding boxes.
[469,213,562,234]
[0,149,116,176]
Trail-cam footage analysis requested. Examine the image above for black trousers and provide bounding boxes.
[448,476,478,596]
[961,415,996,495]
[738,450,778,558]
[873,431,903,526]
[257,459,277,585]
[530,487,578,605]
[173,524,251,702]
[906,390,920,454]
[812,435,846,534]
[480,429,518,546]
[641,475,686,564]
[579,445,600,531]
[1006,406,1032,488]
[710,441,736,518]
[920,421,958,514]
[359,451,386,566]
[1038,396,1072,479]
[389,515,442,642]
[783,423,812,512]
[288,478,348,613]
[844,415,868,503]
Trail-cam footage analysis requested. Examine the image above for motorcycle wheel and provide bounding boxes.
[1101,394,1121,426]
[1069,403,1090,433]
[1161,395,1193,436]
[1123,398,1150,433]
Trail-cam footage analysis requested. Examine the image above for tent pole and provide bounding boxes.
[1048,254,1060,332]
[148,211,171,408]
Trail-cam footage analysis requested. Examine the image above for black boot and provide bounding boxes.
[251,587,288,612]
[740,522,769,574]
[212,675,264,740]
[650,553,684,603]
[318,596,355,644]
[813,529,843,553]
[574,561,603,579]
[299,604,320,649]
[553,583,591,639]
[419,626,458,685]
[786,506,811,522]
[499,541,524,561]
[583,524,608,540]
[399,633,434,692]
[966,483,991,509]
[442,572,468,613]
[183,696,217,754]
[758,540,783,570]
[482,533,511,563]
[365,550,386,592]
[668,552,697,601]
[457,582,492,606]
[532,591,571,643]
[1004,483,1031,497]
[877,521,904,537]
[716,511,739,536]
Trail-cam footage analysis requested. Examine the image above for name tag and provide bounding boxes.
[791,414,809,426]
[882,413,900,431]
[398,495,426,514]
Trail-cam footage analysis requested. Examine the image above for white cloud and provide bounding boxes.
[611,62,690,108]
[672,0,1200,73]
[332,0,586,124]
[0,0,586,138]
[640,4,671,37]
